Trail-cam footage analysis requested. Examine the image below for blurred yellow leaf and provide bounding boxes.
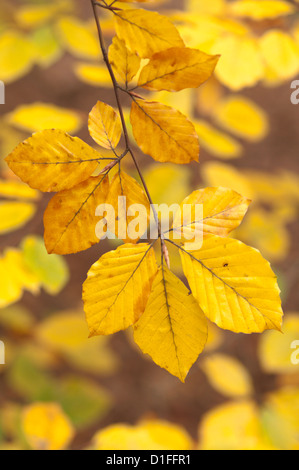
[229,0,295,20]
[259,313,299,374]
[134,268,208,382]
[7,103,82,134]
[210,36,264,90]
[199,401,274,450]
[93,419,194,450]
[0,201,36,234]
[88,101,122,150]
[56,16,100,59]
[74,63,112,87]
[0,31,35,83]
[35,311,118,375]
[22,403,74,450]
[201,353,254,397]
[260,30,299,82]
[201,162,254,199]
[194,120,242,159]
[213,96,269,142]
[261,387,299,450]
[115,9,184,58]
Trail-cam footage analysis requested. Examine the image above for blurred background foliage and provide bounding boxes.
[0,0,299,450]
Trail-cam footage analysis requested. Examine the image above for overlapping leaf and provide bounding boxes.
[83,243,158,336]
[131,100,199,164]
[171,187,251,243]
[134,267,208,382]
[5,130,104,192]
[88,101,122,150]
[44,175,109,255]
[114,9,184,58]
[108,36,141,86]
[138,47,219,92]
[180,235,283,334]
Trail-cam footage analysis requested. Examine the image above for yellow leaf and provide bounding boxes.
[74,63,112,87]
[83,243,158,336]
[56,16,100,59]
[259,313,299,374]
[35,311,118,375]
[236,209,290,263]
[201,162,254,199]
[180,235,283,333]
[210,35,265,90]
[114,9,184,58]
[213,95,269,142]
[31,26,62,68]
[88,101,122,150]
[229,0,295,20]
[171,187,250,243]
[134,267,208,382]
[194,119,242,159]
[199,401,272,450]
[93,419,193,450]
[130,100,199,164]
[259,30,299,81]
[108,36,141,86]
[22,403,74,450]
[0,179,39,201]
[6,130,104,192]
[44,175,109,255]
[186,0,226,15]
[0,31,35,83]
[201,353,253,397]
[261,388,299,450]
[6,103,82,134]
[105,171,150,243]
[138,47,219,92]
[0,201,36,234]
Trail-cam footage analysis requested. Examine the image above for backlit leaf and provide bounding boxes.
[138,47,219,92]
[6,130,104,192]
[44,175,109,254]
[134,267,208,382]
[130,100,199,164]
[83,243,158,336]
[114,9,184,58]
[88,101,122,150]
[180,235,283,333]
[108,36,141,86]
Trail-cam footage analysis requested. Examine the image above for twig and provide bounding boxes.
[90,0,170,268]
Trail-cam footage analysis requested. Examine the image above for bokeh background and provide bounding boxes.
[0,0,299,450]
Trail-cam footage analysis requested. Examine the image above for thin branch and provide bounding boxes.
[90,0,170,267]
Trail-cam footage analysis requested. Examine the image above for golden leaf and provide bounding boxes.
[138,47,219,92]
[89,101,122,150]
[180,235,283,334]
[83,243,158,336]
[130,100,199,164]
[114,9,184,58]
[134,267,208,382]
[44,175,109,255]
[5,130,104,192]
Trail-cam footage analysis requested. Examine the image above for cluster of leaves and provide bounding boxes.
[4,0,284,382]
